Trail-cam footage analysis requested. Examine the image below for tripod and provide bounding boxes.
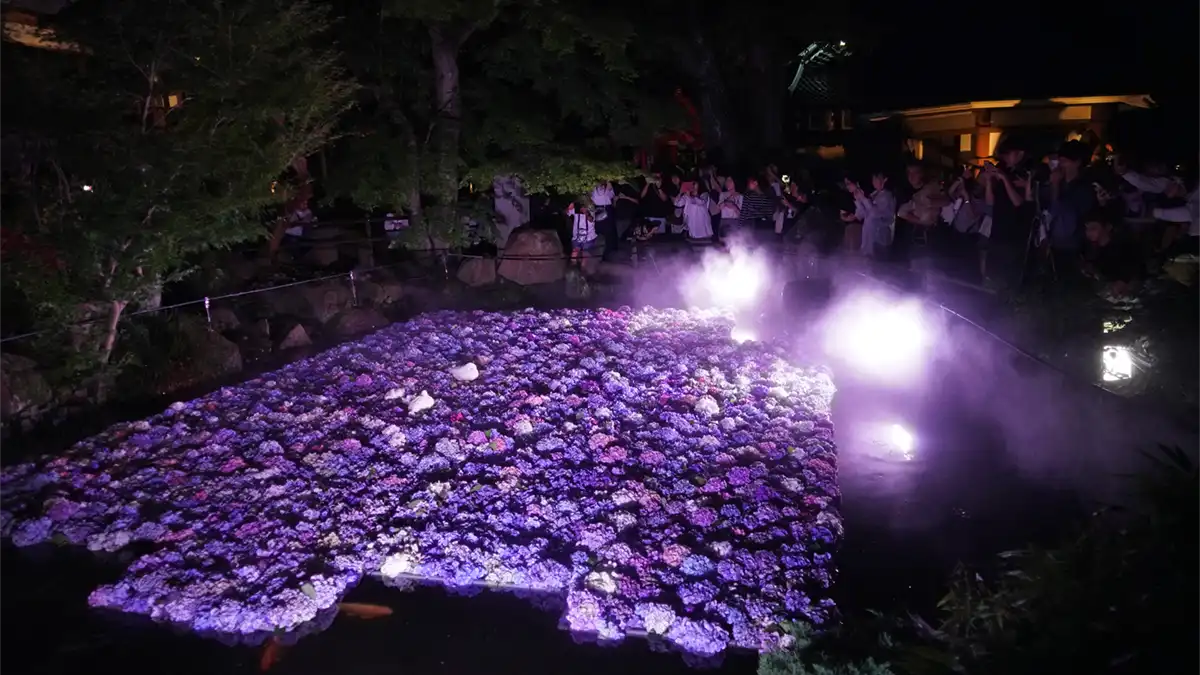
[1017,180,1056,289]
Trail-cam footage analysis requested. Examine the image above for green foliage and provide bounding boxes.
[1,0,355,367]
[323,0,683,247]
[759,622,899,675]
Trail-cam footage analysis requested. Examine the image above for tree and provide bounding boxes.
[322,0,682,249]
[630,0,874,165]
[1,0,355,382]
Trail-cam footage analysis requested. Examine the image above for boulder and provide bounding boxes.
[358,274,405,307]
[209,306,241,332]
[0,354,52,422]
[329,307,389,339]
[497,229,565,286]
[276,323,313,350]
[457,257,497,287]
[375,277,405,305]
[168,317,244,389]
[293,281,354,324]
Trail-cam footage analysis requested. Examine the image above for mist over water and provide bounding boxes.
[623,239,1197,509]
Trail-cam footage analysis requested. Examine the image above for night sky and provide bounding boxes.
[847,0,1197,109]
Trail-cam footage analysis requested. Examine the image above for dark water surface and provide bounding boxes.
[2,267,1190,675]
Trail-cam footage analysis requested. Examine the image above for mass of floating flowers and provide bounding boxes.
[0,307,839,658]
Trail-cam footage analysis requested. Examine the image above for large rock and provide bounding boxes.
[457,257,497,287]
[290,281,354,324]
[359,274,405,307]
[168,317,244,389]
[0,353,52,422]
[329,307,389,339]
[497,229,565,285]
[209,306,241,332]
[275,322,313,350]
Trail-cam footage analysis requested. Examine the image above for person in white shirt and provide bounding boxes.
[1115,157,1199,253]
[713,177,742,239]
[849,174,896,258]
[590,182,615,217]
[567,202,598,262]
[674,182,713,241]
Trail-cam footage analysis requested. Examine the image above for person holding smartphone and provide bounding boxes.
[713,177,743,240]
[567,202,598,263]
[674,180,713,241]
[848,173,896,258]
[638,173,671,235]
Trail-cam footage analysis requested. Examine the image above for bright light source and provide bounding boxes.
[681,243,771,314]
[889,424,915,457]
[731,326,756,344]
[1101,345,1133,382]
[82,185,93,192]
[838,40,846,47]
[820,290,932,386]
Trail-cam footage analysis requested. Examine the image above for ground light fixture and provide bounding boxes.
[889,424,915,457]
[1101,345,1134,382]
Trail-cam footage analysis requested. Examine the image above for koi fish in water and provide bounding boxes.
[336,603,394,620]
[259,637,286,672]
[258,603,394,671]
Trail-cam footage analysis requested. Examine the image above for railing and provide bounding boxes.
[0,245,609,347]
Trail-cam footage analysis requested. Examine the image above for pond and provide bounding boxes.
[1,253,1193,675]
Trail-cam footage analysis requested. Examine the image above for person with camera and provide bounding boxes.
[895,160,949,263]
[567,201,598,264]
[712,176,743,240]
[1113,155,1199,258]
[638,172,671,237]
[978,140,1033,288]
[776,181,809,237]
[1043,140,1097,278]
[673,179,713,241]
[737,177,777,234]
[848,173,896,258]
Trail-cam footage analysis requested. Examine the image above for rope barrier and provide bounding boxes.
[0,237,1023,346]
[851,270,1100,387]
[0,261,428,345]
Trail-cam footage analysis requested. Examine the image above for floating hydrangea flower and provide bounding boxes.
[0,307,840,659]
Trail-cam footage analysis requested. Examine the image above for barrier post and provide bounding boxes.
[203,297,212,330]
[349,270,359,306]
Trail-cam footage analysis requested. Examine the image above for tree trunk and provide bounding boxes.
[678,26,739,165]
[97,299,127,365]
[749,44,783,155]
[268,156,312,260]
[428,25,464,248]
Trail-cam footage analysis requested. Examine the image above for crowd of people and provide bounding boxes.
[566,139,1199,299]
